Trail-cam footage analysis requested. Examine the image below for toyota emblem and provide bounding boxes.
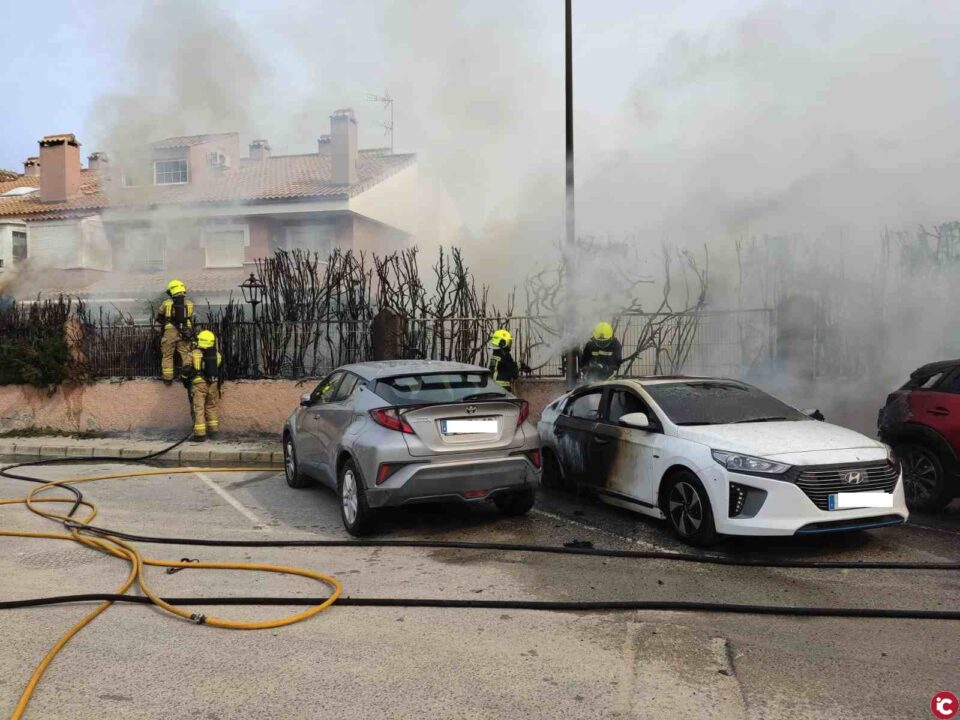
[842,470,865,485]
[465,405,478,415]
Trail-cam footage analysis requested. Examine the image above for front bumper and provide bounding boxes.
[712,471,909,536]
[365,455,539,508]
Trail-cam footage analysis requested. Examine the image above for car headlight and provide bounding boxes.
[711,450,791,475]
[886,445,899,470]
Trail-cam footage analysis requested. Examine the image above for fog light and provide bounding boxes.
[729,482,748,516]
[463,489,488,499]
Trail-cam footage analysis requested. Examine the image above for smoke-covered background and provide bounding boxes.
[3,0,959,428]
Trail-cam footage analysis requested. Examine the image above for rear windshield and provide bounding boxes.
[644,381,808,426]
[372,371,508,406]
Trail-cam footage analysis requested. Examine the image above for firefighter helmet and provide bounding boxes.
[167,279,187,296]
[592,322,614,342]
[196,330,216,349]
[490,328,513,349]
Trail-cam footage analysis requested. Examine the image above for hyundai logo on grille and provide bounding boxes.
[842,470,865,485]
[465,405,478,415]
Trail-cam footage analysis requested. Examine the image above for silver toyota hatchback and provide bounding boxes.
[282,360,541,535]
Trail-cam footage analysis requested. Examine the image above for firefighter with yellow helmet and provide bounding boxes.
[182,329,222,440]
[580,322,622,381]
[489,328,523,389]
[157,279,195,384]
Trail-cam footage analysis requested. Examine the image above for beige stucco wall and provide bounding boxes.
[0,379,312,436]
[0,378,568,437]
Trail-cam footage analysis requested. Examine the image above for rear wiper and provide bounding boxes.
[733,416,789,424]
[461,392,508,401]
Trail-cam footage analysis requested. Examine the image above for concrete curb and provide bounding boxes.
[0,440,283,467]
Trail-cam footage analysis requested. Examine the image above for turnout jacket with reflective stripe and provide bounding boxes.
[490,348,519,387]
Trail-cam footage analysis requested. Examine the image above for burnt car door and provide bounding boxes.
[590,386,668,508]
[552,388,603,486]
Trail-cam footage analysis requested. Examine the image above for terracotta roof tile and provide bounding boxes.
[0,151,415,221]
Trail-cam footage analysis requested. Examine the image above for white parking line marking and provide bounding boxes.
[195,471,270,531]
[531,508,671,552]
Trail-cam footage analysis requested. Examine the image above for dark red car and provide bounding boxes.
[878,360,960,511]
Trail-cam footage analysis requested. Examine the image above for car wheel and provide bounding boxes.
[897,443,952,511]
[494,487,536,516]
[283,434,312,489]
[540,450,564,489]
[339,459,376,536]
[663,472,718,547]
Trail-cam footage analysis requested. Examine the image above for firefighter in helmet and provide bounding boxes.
[580,322,622,381]
[182,329,222,441]
[158,279,195,384]
[489,328,522,389]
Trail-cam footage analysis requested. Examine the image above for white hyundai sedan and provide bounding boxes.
[538,378,908,546]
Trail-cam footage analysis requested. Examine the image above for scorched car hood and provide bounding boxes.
[673,420,886,463]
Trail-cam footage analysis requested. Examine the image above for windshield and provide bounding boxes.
[643,381,809,426]
[372,371,508,406]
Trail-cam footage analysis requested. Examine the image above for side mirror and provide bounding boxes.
[300,393,313,407]
[619,412,650,429]
[802,408,825,421]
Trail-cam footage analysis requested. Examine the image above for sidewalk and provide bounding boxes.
[0,434,283,466]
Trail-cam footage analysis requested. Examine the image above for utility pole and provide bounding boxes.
[367,92,395,153]
[564,0,578,386]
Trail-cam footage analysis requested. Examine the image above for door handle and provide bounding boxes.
[592,436,611,445]
[928,407,950,416]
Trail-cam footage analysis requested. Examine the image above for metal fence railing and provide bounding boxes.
[78,310,775,381]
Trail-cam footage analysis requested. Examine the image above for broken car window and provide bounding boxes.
[643,381,808,426]
[566,391,602,420]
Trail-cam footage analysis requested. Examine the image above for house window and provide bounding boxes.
[285,223,335,256]
[12,231,27,265]
[154,159,189,185]
[121,230,166,271]
[204,229,246,268]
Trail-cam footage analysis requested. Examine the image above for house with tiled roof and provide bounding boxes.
[0,109,417,315]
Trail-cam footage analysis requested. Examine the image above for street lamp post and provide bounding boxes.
[564,0,578,386]
[239,273,266,378]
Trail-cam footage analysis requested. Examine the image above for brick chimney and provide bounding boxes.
[38,134,81,203]
[87,151,109,173]
[249,139,271,161]
[330,109,358,185]
[317,134,332,156]
[23,157,40,177]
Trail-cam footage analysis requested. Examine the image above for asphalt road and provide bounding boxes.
[1,459,958,719]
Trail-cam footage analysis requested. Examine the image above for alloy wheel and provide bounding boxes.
[284,438,296,482]
[900,448,939,505]
[342,469,359,526]
[668,481,703,537]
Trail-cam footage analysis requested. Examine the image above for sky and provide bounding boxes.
[0,0,755,227]
[2,0,959,269]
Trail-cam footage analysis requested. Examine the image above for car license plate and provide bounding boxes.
[828,492,894,510]
[440,419,498,435]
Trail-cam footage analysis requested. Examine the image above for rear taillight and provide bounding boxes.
[516,400,530,428]
[370,407,415,434]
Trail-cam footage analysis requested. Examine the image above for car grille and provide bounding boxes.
[792,461,899,511]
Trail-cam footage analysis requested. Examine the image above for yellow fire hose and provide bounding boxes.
[1,467,342,720]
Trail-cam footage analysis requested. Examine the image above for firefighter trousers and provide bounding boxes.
[190,381,220,437]
[161,325,191,382]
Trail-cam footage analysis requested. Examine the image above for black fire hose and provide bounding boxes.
[1,593,958,621]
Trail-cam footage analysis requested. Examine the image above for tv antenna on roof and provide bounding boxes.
[366,91,394,153]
